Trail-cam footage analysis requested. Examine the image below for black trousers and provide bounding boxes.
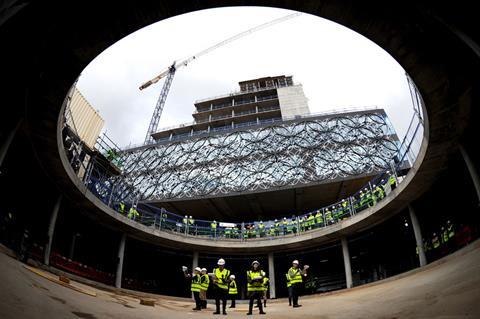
[256,291,267,307]
[291,283,301,306]
[248,291,264,313]
[288,286,293,305]
[193,291,202,309]
[214,287,228,313]
[230,296,236,307]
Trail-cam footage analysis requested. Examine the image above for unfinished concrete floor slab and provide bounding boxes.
[1,241,479,319]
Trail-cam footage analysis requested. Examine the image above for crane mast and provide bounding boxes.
[141,12,300,145]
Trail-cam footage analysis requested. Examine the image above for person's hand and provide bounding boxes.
[182,266,188,272]
[303,265,309,270]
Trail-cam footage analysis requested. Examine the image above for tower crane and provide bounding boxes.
[139,12,301,145]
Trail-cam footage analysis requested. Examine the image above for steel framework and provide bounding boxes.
[111,110,399,202]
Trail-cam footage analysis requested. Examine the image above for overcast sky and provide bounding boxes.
[77,6,415,148]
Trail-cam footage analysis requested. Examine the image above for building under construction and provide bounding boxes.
[1,2,480,319]
[116,75,401,221]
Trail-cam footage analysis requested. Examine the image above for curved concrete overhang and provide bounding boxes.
[8,2,475,254]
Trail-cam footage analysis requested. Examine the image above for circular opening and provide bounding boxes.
[61,7,426,240]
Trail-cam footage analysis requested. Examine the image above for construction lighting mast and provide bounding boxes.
[139,12,301,145]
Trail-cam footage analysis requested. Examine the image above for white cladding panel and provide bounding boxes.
[277,85,310,118]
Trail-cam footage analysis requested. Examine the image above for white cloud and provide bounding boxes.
[77,6,415,148]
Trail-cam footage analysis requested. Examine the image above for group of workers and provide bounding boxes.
[118,202,140,220]
[114,173,398,239]
[183,258,309,315]
[419,220,456,257]
[203,173,397,239]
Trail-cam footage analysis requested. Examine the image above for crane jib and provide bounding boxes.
[140,12,301,145]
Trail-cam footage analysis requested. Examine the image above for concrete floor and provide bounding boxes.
[1,242,480,319]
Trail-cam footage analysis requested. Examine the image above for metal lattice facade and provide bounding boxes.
[113,110,399,202]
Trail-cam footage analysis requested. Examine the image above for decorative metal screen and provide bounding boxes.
[115,111,399,201]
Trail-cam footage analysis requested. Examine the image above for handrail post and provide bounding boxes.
[159,208,164,230]
[107,183,115,207]
[349,196,356,215]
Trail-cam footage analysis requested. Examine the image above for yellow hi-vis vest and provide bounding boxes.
[200,274,210,291]
[228,280,238,295]
[285,273,292,287]
[262,277,269,291]
[191,274,201,292]
[213,268,230,290]
[247,270,265,292]
[288,267,303,284]
[127,207,139,219]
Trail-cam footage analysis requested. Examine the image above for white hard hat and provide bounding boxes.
[292,260,299,265]
[189,216,192,218]
[201,268,207,272]
[230,275,235,279]
[195,267,201,271]
[217,258,226,265]
[252,260,260,265]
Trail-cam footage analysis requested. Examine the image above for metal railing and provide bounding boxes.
[63,122,421,243]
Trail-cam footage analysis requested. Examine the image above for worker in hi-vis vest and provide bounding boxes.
[183,266,202,311]
[228,274,238,308]
[246,260,266,315]
[200,268,209,309]
[286,272,293,306]
[287,260,309,308]
[212,258,230,315]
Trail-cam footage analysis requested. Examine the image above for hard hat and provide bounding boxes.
[185,215,188,217]
[201,268,207,272]
[195,267,201,272]
[283,217,287,220]
[217,258,225,265]
[252,260,260,265]
[230,275,235,279]
[189,216,192,218]
[292,260,299,265]
[274,219,278,222]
